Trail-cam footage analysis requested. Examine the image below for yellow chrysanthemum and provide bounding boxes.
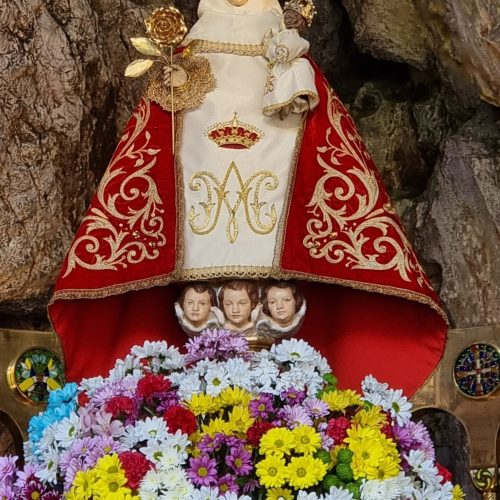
[93,453,125,481]
[219,386,252,407]
[452,485,465,499]
[186,393,219,416]
[352,406,386,429]
[346,425,400,480]
[92,474,130,499]
[266,487,294,500]
[228,405,255,434]
[287,456,327,490]
[201,416,233,436]
[292,425,322,455]
[260,427,295,457]
[68,469,95,499]
[321,389,362,412]
[256,455,288,488]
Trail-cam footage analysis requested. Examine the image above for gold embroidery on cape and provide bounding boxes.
[188,161,278,244]
[303,83,432,290]
[63,100,166,276]
[183,38,266,57]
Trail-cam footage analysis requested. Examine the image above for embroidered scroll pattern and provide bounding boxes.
[63,101,166,276]
[189,161,278,244]
[303,83,432,289]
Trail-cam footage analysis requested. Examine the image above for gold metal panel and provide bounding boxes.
[0,329,63,447]
[412,325,499,472]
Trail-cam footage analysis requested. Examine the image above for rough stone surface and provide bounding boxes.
[342,0,500,110]
[349,81,430,199]
[340,0,433,70]
[407,105,500,327]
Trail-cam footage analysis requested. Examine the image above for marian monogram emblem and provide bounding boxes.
[188,162,278,243]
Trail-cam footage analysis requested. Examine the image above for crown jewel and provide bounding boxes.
[206,113,263,149]
[284,0,317,28]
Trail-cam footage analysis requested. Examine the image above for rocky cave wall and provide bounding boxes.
[1,0,499,496]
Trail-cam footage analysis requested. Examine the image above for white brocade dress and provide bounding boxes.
[177,0,318,280]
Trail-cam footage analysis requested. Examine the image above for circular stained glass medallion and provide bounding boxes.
[454,343,499,399]
[10,348,65,404]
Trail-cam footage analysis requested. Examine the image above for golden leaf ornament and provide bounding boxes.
[145,6,187,47]
[125,59,155,78]
[130,37,162,57]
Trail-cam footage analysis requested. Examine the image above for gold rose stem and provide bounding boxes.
[170,45,175,156]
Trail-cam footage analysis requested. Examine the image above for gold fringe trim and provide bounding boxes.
[263,90,319,116]
[273,114,307,267]
[49,274,175,303]
[178,266,275,281]
[184,38,266,57]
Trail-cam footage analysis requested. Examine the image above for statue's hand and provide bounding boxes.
[163,64,188,88]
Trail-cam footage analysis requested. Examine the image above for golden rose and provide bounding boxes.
[145,6,187,47]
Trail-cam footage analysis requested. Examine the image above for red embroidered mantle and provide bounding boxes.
[49,62,447,396]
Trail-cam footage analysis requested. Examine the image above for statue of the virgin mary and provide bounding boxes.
[49,0,447,396]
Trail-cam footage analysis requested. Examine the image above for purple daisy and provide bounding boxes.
[280,405,313,428]
[218,473,239,494]
[280,388,306,405]
[0,455,17,485]
[249,394,274,418]
[187,455,218,486]
[226,446,253,476]
[19,475,47,499]
[303,398,330,418]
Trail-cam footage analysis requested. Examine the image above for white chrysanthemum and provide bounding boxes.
[187,486,220,500]
[410,483,453,500]
[141,440,187,469]
[405,449,441,488]
[275,366,309,392]
[34,448,59,484]
[109,353,142,380]
[272,338,317,363]
[132,340,169,359]
[170,371,202,399]
[163,429,190,454]
[251,356,280,389]
[361,375,390,406]
[135,416,169,442]
[223,358,252,389]
[160,346,185,371]
[218,494,251,500]
[313,353,332,376]
[204,364,230,395]
[79,375,105,396]
[297,488,354,500]
[120,424,140,448]
[326,486,355,500]
[37,422,58,454]
[361,472,412,500]
[192,359,217,376]
[295,364,325,395]
[382,388,412,426]
[139,467,193,499]
[53,412,81,449]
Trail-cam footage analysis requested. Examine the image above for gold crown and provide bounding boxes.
[206,113,263,149]
[284,0,317,27]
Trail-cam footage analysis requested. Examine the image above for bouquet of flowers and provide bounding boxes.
[0,330,464,499]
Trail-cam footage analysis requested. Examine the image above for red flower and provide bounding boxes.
[137,373,172,399]
[436,463,453,484]
[246,421,275,446]
[118,451,154,490]
[380,421,395,440]
[77,391,89,407]
[163,405,197,435]
[326,416,351,443]
[105,396,136,420]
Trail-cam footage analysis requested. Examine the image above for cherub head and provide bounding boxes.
[261,281,304,328]
[218,280,259,330]
[179,283,217,328]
